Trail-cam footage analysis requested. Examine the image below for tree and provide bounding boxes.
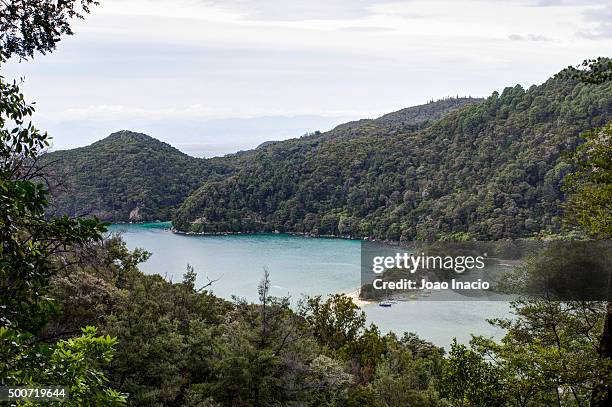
[0,0,99,61]
[0,75,106,330]
[0,4,121,396]
[565,58,612,85]
[562,56,612,406]
[0,75,123,402]
[441,339,506,407]
[372,333,445,407]
[563,124,612,238]
[299,294,367,354]
[39,326,127,405]
[563,124,612,405]
[198,271,320,406]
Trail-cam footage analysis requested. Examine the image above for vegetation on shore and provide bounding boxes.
[3,70,611,405]
[42,131,231,222]
[42,70,611,244]
[173,72,612,241]
[42,97,481,224]
[1,1,611,405]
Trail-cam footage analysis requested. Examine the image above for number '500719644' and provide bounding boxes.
[1,386,68,401]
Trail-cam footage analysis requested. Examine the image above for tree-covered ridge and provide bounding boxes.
[42,97,483,223]
[317,97,483,141]
[173,71,612,240]
[43,130,230,222]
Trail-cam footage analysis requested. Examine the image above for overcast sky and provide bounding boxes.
[4,0,612,156]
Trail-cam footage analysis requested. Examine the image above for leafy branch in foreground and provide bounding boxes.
[442,299,609,407]
[0,0,100,61]
[0,74,124,403]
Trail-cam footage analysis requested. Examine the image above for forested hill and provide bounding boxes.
[172,70,612,240]
[42,98,482,222]
[43,131,230,221]
[315,97,483,141]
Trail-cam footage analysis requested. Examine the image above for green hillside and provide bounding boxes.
[315,97,483,141]
[43,98,481,223]
[172,70,612,240]
[43,131,229,221]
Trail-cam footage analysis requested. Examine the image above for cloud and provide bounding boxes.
[337,26,396,32]
[508,33,553,41]
[526,0,601,6]
[46,104,366,122]
[202,0,384,21]
[8,0,612,155]
[576,4,612,39]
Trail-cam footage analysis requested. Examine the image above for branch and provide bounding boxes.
[197,274,223,292]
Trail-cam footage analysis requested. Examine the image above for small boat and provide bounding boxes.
[379,301,393,307]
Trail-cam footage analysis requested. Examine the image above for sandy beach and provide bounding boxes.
[345,287,375,308]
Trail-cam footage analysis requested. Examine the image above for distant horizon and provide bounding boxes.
[44,95,484,157]
[5,0,611,155]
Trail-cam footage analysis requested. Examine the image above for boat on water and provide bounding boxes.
[379,300,393,307]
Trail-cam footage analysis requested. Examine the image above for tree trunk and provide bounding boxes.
[592,301,611,406]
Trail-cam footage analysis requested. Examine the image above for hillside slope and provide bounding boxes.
[315,97,482,141]
[173,71,612,240]
[43,98,479,222]
[44,131,229,221]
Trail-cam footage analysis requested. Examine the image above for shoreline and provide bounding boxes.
[170,226,411,246]
[344,287,375,308]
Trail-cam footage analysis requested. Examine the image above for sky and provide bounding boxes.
[4,0,612,157]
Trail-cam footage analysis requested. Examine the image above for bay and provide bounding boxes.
[109,222,509,347]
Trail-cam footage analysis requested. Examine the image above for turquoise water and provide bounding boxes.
[108,222,509,347]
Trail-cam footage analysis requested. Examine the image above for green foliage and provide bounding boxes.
[443,238,611,406]
[441,340,505,407]
[564,58,612,85]
[373,333,446,407]
[43,131,231,222]
[174,70,612,240]
[563,57,612,407]
[300,294,367,353]
[43,99,478,224]
[44,326,126,405]
[45,239,450,406]
[442,299,610,407]
[321,97,483,142]
[1,326,127,406]
[563,123,612,239]
[0,0,99,61]
[0,74,105,334]
[345,385,385,407]
[0,74,123,403]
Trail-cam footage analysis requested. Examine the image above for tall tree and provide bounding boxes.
[0,1,124,402]
[0,74,123,403]
[563,57,612,406]
[563,123,612,406]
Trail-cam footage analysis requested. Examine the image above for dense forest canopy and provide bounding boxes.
[3,0,611,404]
[43,131,231,221]
[42,70,612,242]
[173,71,612,240]
[43,97,482,224]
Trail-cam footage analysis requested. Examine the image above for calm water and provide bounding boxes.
[108,222,509,347]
